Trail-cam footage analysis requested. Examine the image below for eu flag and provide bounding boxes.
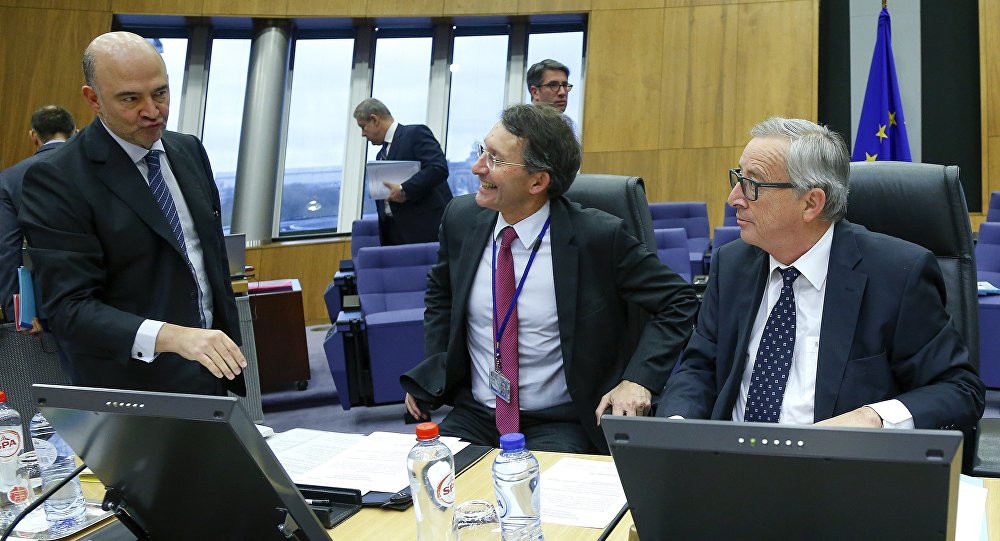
[852,7,911,162]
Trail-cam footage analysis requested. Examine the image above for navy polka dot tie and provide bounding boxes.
[744,266,800,423]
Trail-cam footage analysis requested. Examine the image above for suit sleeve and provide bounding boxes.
[886,251,985,429]
[611,222,701,396]
[19,159,144,358]
[399,125,449,203]
[0,174,22,322]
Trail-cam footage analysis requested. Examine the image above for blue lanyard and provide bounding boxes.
[491,217,552,366]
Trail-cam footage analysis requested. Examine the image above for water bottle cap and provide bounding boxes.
[0,390,5,402]
[415,422,439,440]
[499,432,526,451]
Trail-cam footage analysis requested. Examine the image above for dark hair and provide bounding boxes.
[30,105,76,141]
[499,104,580,198]
[526,59,570,91]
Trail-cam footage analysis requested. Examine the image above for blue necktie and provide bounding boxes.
[376,143,388,161]
[744,266,800,423]
[144,150,206,328]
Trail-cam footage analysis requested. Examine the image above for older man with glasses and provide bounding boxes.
[401,104,698,453]
[658,117,984,432]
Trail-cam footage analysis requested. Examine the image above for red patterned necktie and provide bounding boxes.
[495,226,520,434]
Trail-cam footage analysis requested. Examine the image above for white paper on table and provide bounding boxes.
[299,431,469,494]
[366,160,420,200]
[956,474,989,541]
[540,457,627,529]
[267,428,365,479]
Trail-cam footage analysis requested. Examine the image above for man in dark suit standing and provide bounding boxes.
[659,117,984,429]
[19,31,246,396]
[353,98,452,245]
[401,104,699,452]
[0,105,76,327]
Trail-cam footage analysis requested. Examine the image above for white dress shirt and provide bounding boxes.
[103,122,214,362]
[731,223,913,429]
[467,201,571,410]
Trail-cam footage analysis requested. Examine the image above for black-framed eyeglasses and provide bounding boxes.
[536,82,573,92]
[476,142,526,171]
[728,168,796,201]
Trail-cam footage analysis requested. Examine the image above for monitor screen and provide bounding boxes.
[602,417,961,541]
[31,384,329,540]
[224,233,247,278]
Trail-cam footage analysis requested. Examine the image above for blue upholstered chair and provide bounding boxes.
[648,202,710,276]
[723,204,737,226]
[987,191,1000,222]
[323,219,381,324]
[977,222,1000,287]
[653,228,691,283]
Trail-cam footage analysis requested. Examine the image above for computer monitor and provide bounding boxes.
[31,384,330,540]
[602,417,962,541]
[224,233,247,278]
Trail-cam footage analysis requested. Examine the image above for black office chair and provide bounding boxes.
[564,173,658,358]
[846,161,994,476]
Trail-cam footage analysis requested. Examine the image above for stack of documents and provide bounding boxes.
[366,160,419,200]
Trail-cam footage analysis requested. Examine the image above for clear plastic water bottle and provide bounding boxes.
[493,433,543,541]
[29,412,86,534]
[13,451,49,534]
[407,422,456,541]
[0,390,26,531]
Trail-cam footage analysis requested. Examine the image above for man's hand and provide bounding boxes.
[155,323,247,380]
[404,393,430,420]
[815,406,882,428]
[595,380,652,425]
[383,181,407,203]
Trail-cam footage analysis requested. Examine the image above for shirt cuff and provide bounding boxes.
[132,319,165,363]
[867,399,914,429]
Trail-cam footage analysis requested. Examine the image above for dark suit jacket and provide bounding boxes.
[376,123,452,245]
[19,119,244,396]
[0,141,63,322]
[402,195,700,451]
[660,220,985,429]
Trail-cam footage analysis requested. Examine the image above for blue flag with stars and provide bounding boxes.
[852,7,911,162]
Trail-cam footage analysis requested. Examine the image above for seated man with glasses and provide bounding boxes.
[527,59,573,114]
[401,104,699,453]
[658,117,984,431]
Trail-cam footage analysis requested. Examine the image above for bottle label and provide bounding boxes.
[427,460,455,506]
[31,439,57,468]
[0,428,22,460]
[7,485,28,505]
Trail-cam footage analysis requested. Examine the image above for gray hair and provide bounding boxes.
[750,117,850,222]
[353,98,392,121]
[499,104,580,198]
[526,59,570,91]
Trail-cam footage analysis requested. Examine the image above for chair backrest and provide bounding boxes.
[723,204,737,226]
[351,219,381,260]
[713,225,741,249]
[976,222,1000,286]
[987,191,1000,222]
[564,174,656,254]
[653,228,691,282]
[648,202,710,241]
[846,161,978,371]
[355,242,439,315]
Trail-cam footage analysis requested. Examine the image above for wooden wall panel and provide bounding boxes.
[248,239,351,325]
[583,8,665,153]
[659,3,737,150]
[517,0,591,14]
[982,0,1000,209]
[732,0,816,145]
[366,0,443,17]
[593,0,661,9]
[203,0,286,17]
[286,0,365,17]
[580,150,661,189]
[110,0,200,15]
[0,7,108,169]
[443,0,509,16]
[0,0,109,9]
[658,146,742,228]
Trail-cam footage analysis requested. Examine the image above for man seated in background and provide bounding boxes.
[658,117,984,429]
[353,98,453,246]
[402,104,699,453]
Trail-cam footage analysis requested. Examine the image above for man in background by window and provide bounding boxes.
[527,59,572,114]
[0,105,76,330]
[19,32,246,396]
[353,98,453,246]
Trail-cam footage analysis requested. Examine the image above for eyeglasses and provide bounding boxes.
[536,82,573,92]
[476,143,526,171]
[728,168,795,201]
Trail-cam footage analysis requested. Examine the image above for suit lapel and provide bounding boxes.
[85,121,183,256]
[451,208,497,333]
[814,221,866,421]
[386,124,405,160]
[549,199,579,371]
[716,248,769,416]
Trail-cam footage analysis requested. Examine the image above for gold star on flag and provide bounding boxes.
[875,124,888,142]
[888,111,897,126]
[866,152,878,161]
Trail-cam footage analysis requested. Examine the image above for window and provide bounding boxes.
[151,38,189,133]
[446,34,509,197]
[278,38,354,235]
[527,31,585,135]
[201,38,251,231]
